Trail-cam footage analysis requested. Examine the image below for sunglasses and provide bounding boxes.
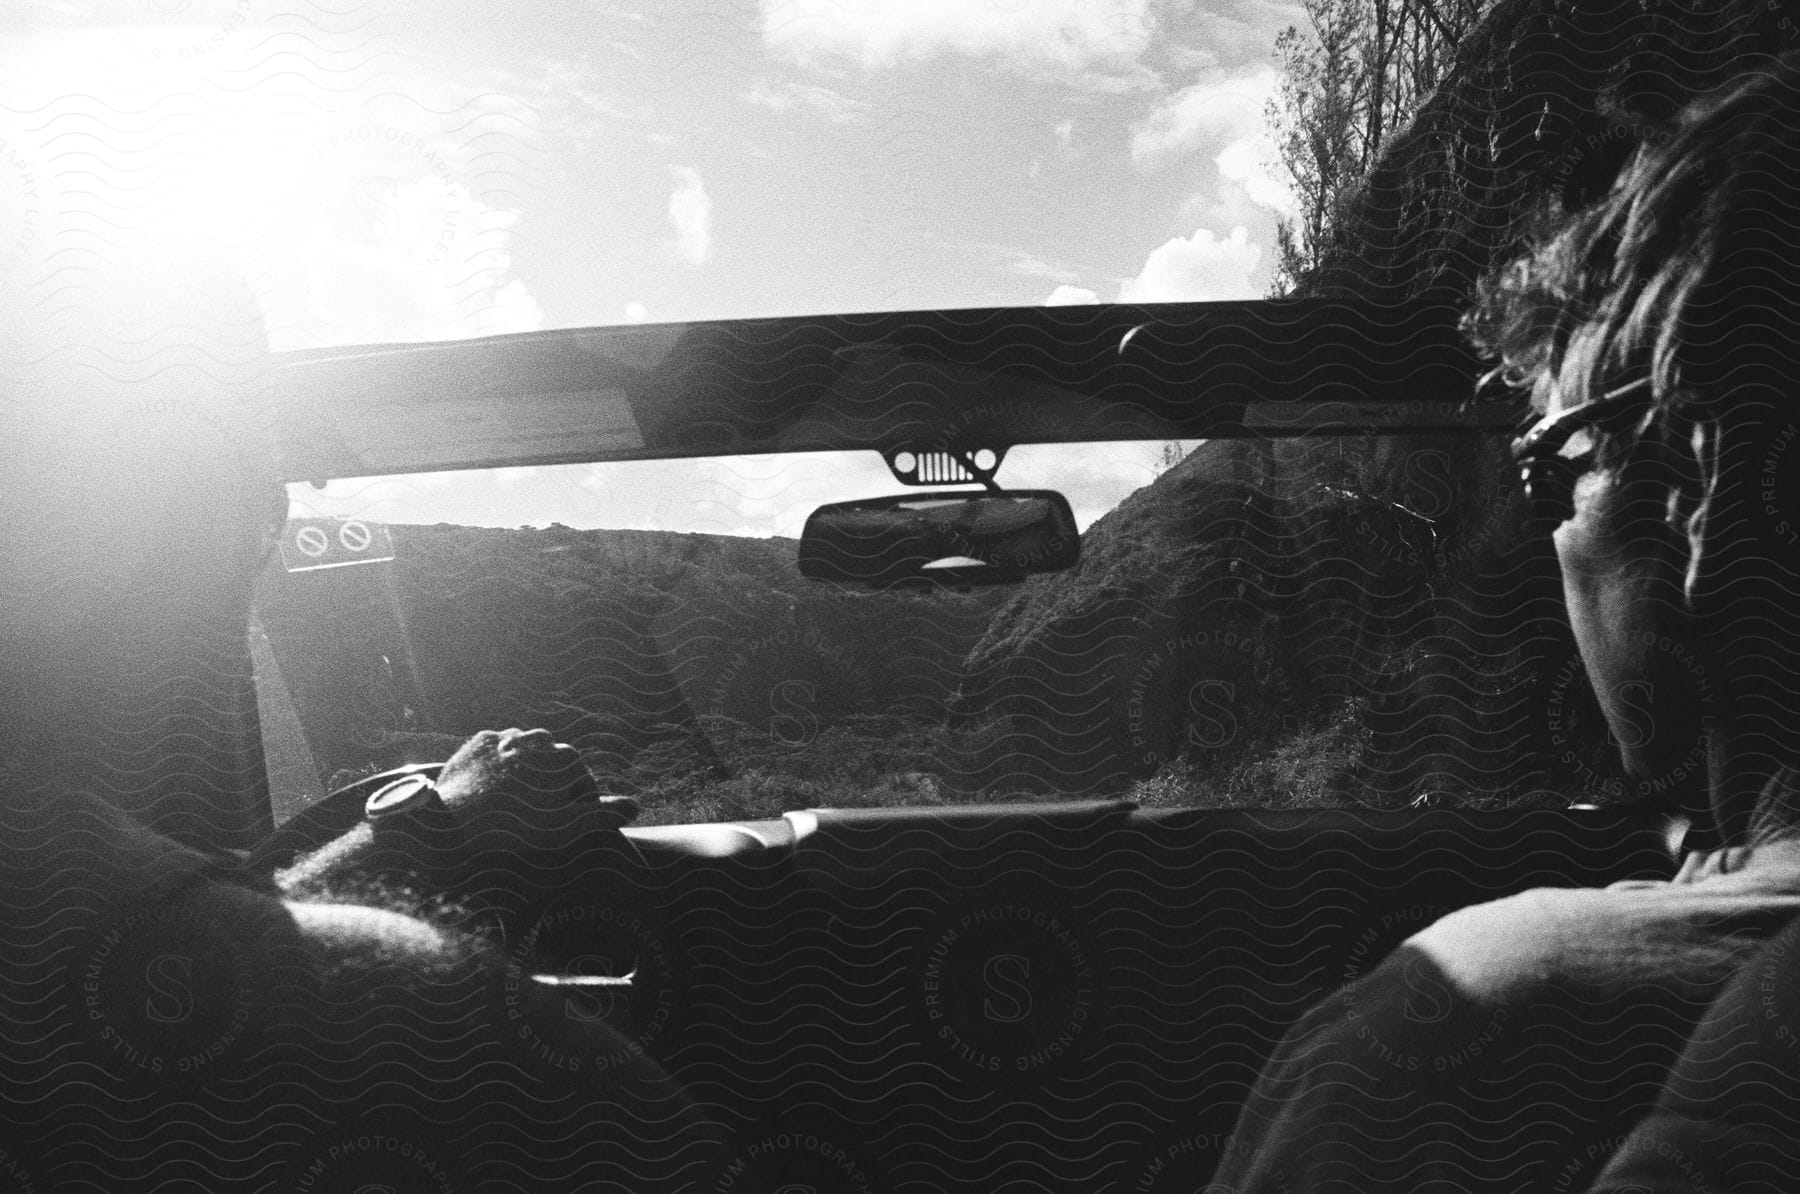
[1509,380,1653,528]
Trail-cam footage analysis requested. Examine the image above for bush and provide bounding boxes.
[1129,702,1367,810]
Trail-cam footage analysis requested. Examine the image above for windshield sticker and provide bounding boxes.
[280,517,396,573]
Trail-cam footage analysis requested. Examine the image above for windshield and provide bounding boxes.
[252,421,1613,825]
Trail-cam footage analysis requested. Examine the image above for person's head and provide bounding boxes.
[1,236,285,848]
[1466,52,1800,839]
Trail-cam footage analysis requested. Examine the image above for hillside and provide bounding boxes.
[256,523,1008,821]
[1307,0,1796,304]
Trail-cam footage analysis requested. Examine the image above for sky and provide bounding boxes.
[2,0,1305,536]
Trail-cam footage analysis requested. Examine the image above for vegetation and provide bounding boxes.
[257,524,1015,818]
[1267,0,1482,292]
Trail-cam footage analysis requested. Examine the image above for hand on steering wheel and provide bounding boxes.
[422,728,641,933]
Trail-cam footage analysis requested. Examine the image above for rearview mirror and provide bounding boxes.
[798,490,1079,588]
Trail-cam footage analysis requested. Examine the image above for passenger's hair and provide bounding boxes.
[1466,55,1800,845]
[1465,52,1800,439]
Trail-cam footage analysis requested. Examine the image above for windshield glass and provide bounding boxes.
[252,422,1611,825]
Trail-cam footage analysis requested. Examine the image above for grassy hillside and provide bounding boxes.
[256,523,1012,823]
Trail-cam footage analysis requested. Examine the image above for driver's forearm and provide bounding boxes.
[274,821,414,900]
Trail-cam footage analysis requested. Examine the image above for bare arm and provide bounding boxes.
[273,728,641,937]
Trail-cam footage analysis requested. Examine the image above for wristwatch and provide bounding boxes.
[363,772,462,863]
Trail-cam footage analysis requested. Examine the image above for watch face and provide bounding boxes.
[365,773,438,820]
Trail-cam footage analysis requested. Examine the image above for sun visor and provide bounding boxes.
[274,325,672,482]
[324,388,641,475]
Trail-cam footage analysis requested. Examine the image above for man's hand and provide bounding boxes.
[427,728,640,929]
[436,727,635,844]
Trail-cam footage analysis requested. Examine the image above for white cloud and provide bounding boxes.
[1132,68,1276,162]
[0,56,550,351]
[667,167,712,266]
[1131,68,1292,225]
[744,79,869,124]
[1116,226,1261,302]
[478,276,547,336]
[1044,284,1099,305]
[1010,251,1079,283]
[687,451,898,537]
[285,172,545,347]
[1000,441,1182,530]
[1216,135,1294,216]
[287,471,460,525]
[759,0,1153,80]
[493,466,540,490]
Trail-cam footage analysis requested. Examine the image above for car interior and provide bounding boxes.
[230,298,1683,1191]
[1,5,1738,1189]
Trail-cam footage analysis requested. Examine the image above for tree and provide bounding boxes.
[1268,0,1367,294]
[1265,0,1484,294]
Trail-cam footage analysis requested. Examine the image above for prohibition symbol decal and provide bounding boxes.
[282,518,397,573]
[295,525,330,557]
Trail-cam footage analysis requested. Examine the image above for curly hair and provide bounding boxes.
[1464,51,1800,431]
